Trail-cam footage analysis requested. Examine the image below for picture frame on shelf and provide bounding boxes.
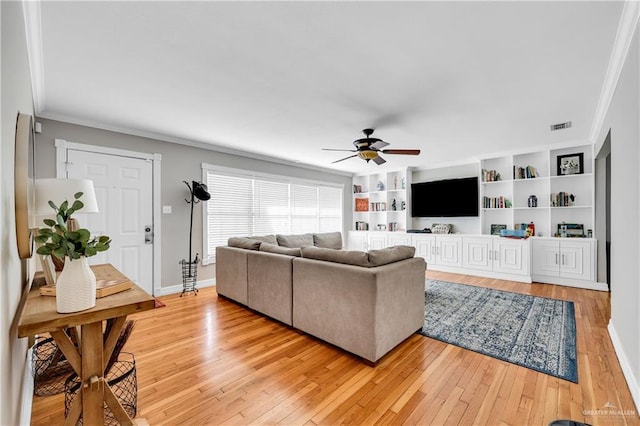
[490,224,507,235]
[557,153,584,176]
[355,197,369,212]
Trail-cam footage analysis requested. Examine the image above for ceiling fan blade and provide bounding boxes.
[372,155,386,165]
[331,154,358,164]
[382,149,421,155]
[370,140,390,150]
[322,148,357,152]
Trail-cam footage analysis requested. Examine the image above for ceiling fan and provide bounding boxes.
[323,129,421,165]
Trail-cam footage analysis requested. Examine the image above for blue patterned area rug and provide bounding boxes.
[419,280,578,383]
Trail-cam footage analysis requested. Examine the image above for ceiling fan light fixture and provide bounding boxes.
[358,150,378,161]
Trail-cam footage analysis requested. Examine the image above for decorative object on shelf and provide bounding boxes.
[35,187,111,313]
[377,224,386,231]
[393,176,398,190]
[490,224,507,235]
[556,223,584,238]
[402,176,406,189]
[527,195,538,208]
[550,192,575,207]
[14,112,35,259]
[388,222,399,232]
[526,222,536,237]
[353,184,364,193]
[370,201,386,211]
[431,223,452,234]
[355,197,369,212]
[482,169,501,182]
[500,229,528,239]
[180,181,211,297]
[587,229,593,238]
[401,200,406,211]
[323,128,420,165]
[391,199,397,211]
[376,180,385,191]
[557,153,584,176]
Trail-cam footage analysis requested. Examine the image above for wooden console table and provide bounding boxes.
[18,264,155,425]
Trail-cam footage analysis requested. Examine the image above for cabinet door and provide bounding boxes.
[387,233,412,247]
[493,239,529,276]
[532,239,561,276]
[347,231,368,251]
[368,232,388,250]
[462,237,492,271]
[437,236,462,267]
[412,235,435,264]
[560,240,593,281]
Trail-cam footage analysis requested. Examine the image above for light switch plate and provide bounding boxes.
[162,205,172,214]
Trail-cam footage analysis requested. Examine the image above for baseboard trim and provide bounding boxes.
[156,278,216,296]
[608,320,640,413]
[19,347,34,426]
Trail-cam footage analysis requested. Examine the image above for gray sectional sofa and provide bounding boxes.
[215,232,426,363]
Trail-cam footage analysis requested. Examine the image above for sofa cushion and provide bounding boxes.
[368,245,416,266]
[260,243,301,257]
[313,232,343,250]
[300,246,370,267]
[251,234,278,245]
[227,237,262,250]
[276,233,314,248]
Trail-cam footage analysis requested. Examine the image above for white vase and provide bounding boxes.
[56,256,96,313]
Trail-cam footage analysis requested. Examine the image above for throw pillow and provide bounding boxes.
[227,237,262,250]
[276,233,314,248]
[312,232,343,250]
[250,235,278,245]
[300,246,370,267]
[260,243,301,257]
[368,245,416,266]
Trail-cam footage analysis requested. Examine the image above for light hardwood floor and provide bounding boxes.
[31,271,639,425]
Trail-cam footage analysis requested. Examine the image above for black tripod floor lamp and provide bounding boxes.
[180,180,211,296]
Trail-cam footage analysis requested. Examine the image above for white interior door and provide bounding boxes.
[65,149,154,295]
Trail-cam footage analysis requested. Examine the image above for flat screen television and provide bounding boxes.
[411,177,479,217]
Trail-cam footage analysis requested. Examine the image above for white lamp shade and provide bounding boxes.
[35,178,99,215]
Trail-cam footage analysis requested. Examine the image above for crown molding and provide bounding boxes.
[589,0,640,145]
[38,112,353,177]
[22,0,45,114]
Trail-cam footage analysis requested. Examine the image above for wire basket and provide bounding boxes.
[32,336,75,396]
[64,352,137,425]
[179,259,199,295]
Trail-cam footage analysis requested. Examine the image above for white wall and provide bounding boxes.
[596,23,640,408]
[34,119,353,288]
[411,162,481,234]
[1,2,36,424]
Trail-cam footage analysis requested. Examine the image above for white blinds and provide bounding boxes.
[202,165,343,264]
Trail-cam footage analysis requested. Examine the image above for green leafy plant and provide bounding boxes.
[35,192,111,260]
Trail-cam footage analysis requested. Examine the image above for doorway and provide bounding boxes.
[595,130,611,289]
[55,140,162,295]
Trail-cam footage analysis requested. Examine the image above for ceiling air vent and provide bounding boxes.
[550,121,572,131]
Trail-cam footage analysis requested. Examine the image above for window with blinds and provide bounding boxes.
[202,165,343,264]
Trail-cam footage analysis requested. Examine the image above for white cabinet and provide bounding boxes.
[368,232,389,250]
[412,235,462,268]
[532,238,599,289]
[463,236,530,277]
[387,233,413,247]
[347,231,368,251]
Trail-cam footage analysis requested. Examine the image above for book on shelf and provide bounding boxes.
[514,165,539,179]
[39,279,132,298]
[482,196,511,209]
[550,192,575,207]
[482,169,501,182]
[355,221,369,231]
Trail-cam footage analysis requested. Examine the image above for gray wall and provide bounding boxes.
[595,25,640,400]
[1,2,36,424]
[411,163,481,234]
[35,119,353,288]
